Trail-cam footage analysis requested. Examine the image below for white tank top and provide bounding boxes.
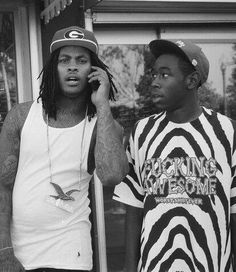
[11,100,97,270]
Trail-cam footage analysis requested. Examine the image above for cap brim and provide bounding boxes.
[149,39,190,63]
[50,39,98,54]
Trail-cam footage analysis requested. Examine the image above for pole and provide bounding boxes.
[220,62,228,116]
[84,10,108,272]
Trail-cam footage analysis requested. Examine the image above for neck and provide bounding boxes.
[56,96,87,115]
[46,96,88,128]
[166,100,202,123]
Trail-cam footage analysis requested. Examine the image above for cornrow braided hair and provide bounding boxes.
[37,48,117,121]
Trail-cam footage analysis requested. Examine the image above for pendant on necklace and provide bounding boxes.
[50,182,80,201]
[46,182,80,214]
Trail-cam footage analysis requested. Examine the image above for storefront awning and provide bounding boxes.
[40,0,73,24]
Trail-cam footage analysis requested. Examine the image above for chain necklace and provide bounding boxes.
[46,108,88,199]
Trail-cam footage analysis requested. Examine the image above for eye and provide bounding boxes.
[151,73,158,79]
[151,72,169,79]
[58,58,70,65]
[77,58,88,64]
[160,73,169,79]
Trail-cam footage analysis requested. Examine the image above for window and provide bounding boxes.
[95,25,158,272]
[0,12,17,128]
[0,1,41,131]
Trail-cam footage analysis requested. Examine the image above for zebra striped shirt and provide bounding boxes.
[114,107,236,272]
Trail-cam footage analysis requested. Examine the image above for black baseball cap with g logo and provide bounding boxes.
[50,26,98,54]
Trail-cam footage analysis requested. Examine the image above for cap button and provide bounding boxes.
[192,59,198,66]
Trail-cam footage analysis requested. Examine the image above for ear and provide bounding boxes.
[185,71,201,90]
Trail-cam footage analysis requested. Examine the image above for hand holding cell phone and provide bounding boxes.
[89,80,100,91]
[88,67,101,91]
[88,66,110,106]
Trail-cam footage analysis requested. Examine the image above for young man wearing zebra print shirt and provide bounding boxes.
[113,39,236,272]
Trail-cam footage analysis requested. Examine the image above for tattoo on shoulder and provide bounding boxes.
[1,155,18,182]
[0,103,28,187]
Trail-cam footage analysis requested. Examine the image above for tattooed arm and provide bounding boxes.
[89,66,129,186]
[95,103,128,186]
[0,104,27,271]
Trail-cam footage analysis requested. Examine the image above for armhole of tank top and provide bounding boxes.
[87,120,97,175]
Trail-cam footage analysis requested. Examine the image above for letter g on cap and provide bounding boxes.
[65,30,84,39]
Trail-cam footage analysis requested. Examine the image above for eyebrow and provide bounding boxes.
[152,66,171,72]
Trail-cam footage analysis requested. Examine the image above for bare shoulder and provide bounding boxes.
[2,101,33,133]
[0,101,33,187]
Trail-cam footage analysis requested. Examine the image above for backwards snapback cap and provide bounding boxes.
[50,26,98,54]
[149,39,209,85]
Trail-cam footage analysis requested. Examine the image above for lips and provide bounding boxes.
[153,96,163,103]
[150,90,161,99]
[152,93,164,103]
[65,75,80,86]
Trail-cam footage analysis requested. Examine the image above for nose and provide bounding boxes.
[151,77,161,88]
[67,60,78,71]
[68,66,78,72]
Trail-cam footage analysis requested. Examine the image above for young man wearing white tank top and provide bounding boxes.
[0,26,129,272]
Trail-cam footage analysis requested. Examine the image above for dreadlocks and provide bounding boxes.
[37,48,118,120]
[37,49,60,120]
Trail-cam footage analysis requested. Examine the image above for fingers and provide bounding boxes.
[89,66,111,106]
[87,66,109,84]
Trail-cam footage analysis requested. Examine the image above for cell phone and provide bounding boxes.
[89,80,100,91]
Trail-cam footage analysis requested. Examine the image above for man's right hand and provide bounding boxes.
[0,248,25,272]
